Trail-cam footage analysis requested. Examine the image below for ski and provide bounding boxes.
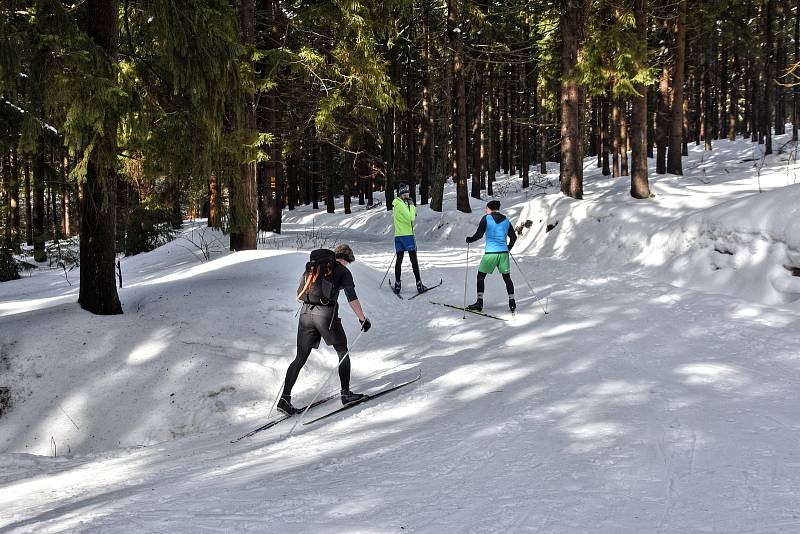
[231,392,339,443]
[407,278,444,300]
[388,278,404,299]
[428,301,507,321]
[303,372,422,426]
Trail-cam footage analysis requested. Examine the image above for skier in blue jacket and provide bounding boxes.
[465,200,517,312]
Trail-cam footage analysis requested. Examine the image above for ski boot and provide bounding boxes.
[341,390,367,405]
[508,298,516,313]
[392,280,402,295]
[277,394,301,415]
[466,299,484,312]
[416,280,429,294]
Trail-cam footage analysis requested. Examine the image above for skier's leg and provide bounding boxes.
[502,273,515,296]
[395,251,404,282]
[282,316,318,396]
[476,271,487,298]
[409,250,422,283]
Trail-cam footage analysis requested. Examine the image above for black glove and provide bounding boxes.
[360,318,372,332]
[465,236,474,244]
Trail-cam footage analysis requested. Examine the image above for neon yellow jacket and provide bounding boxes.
[392,197,416,236]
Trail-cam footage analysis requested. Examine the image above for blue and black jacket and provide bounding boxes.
[467,212,517,253]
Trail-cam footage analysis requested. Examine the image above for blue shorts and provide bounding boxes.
[394,235,417,253]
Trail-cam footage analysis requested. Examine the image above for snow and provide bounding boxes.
[2,131,800,532]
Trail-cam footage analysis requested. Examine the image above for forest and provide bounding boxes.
[1,0,798,314]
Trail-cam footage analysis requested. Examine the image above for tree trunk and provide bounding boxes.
[620,102,629,176]
[763,0,774,155]
[729,53,739,141]
[9,147,20,250]
[448,0,470,212]
[471,63,484,200]
[601,93,611,175]
[611,96,621,177]
[775,1,786,135]
[667,0,686,174]
[384,108,395,210]
[655,19,671,174]
[630,0,650,198]
[420,0,433,204]
[32,150,46,261]
[230,0,258,250]
[559,0,590,199]
[795,0,799,141]
[702,39,713,151]
[718,45,728,139]
[79,0,122,315]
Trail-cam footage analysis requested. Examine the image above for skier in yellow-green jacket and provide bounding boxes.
[391,183,428,295]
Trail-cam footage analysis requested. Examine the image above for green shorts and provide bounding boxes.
[478,253,510,274]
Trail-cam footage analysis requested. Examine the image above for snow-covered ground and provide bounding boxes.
[2,132,800,533]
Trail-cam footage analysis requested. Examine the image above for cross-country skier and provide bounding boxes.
[465,200,517,313]
[278,244,372,415]
[392,183,428,294]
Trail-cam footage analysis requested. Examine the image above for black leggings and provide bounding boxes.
[283,313,351,396]
[477,271,514,295]
[395,250,421,283]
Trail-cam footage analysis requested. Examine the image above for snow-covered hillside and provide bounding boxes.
[2,132,800,533]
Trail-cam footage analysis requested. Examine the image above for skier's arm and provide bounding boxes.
[340,270,367,322]
[466,216,487,243]
[506,223,517,250]
[348,298,367,322]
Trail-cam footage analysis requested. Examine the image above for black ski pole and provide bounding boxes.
[379,254,396,288]
[463,243,470,319]
[509,252,548,315]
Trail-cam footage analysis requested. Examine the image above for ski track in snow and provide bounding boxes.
[3,135,800,532]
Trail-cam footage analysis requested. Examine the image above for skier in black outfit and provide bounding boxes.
[278,244,372,415]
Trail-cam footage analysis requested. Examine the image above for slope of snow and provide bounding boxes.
[1,132,800,533]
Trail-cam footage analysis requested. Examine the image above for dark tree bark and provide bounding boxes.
[763,0,774,154]
[24,160,32,246]
[703,39,713,151]
[448,0,470,212]
[502,72,509,173]
[620,102,629,176]
[794,0,799,141]
[230,0,258,250]
[32,150,46,261]
[729,53,739,141]
[384,108,395,210]
[655,18,671,174]
[774,1,786,135]
[589,97,599,159]
[79,0,122,314]
[420,0,433,203]
[611,96,621,177]
[559,0,590,199]
[667,0,686,174]
[630,0,650,198]
[718,45,728,139]
[61,153,70,237]
[601,92,611,175]
[521,61,530,189]
[9,147,20,250]
[471,62,484,200]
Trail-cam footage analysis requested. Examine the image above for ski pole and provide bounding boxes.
[509,252,548,315]
[287,328,367,437]
[265,380,285,421]
[379,253,396,288]
[463,243,470,319]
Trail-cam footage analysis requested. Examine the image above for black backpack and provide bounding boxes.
[297,249,337,305]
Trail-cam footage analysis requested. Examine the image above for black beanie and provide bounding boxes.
[487,200,501,211]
